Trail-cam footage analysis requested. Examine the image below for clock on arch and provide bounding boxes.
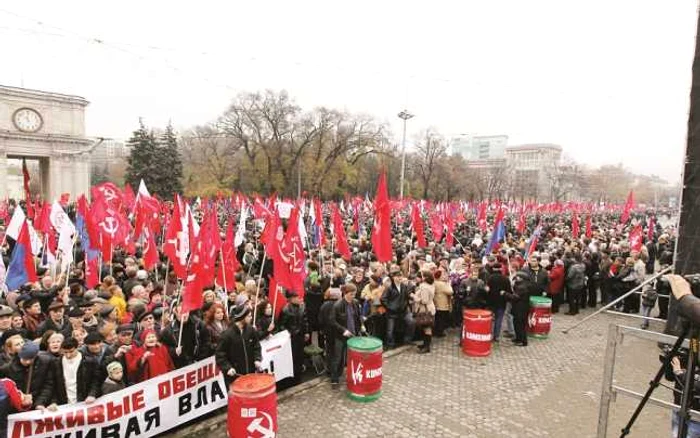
[12,108,43,133]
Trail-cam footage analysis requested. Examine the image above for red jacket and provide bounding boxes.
[125,344,174,383]
[548,265,565,295]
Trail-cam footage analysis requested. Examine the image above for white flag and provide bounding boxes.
[57,221,74,272]
[50,201,73,233]
[6,207,41,255]
[138,179,150,197]
[234,207,248,248]
[5,207,25,240]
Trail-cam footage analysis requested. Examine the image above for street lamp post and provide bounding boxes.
[398,110,414,199]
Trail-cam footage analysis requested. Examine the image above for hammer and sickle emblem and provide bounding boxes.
[100,187,118,202]
[100,216,119,238]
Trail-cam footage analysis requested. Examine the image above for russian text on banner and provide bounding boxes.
[8,356,227,438]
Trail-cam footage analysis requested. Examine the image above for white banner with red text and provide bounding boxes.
[8,356,227,438]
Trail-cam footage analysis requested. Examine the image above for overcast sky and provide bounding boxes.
[0,1,696,183]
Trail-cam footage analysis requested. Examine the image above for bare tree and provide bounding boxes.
[413,129,448,198]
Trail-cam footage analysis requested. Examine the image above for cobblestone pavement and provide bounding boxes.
[274,310,673,438]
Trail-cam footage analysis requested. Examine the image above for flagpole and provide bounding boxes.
[272,284,280,320]
[252,252,267,328]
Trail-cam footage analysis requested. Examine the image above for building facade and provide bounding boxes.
[0,85,94,200]
[505,144,562,201]
[450,134,508,160]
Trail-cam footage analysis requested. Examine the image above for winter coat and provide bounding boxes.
[160,317,210,368]
[52,353,101,404]
[329,299,363,339]
[548,265,565,295]
[566,262,587,290]
[215,324,262,385]
[522,266,550,295]
[280,303,307,337]
[486,273,511,310]
[433,280,454,312]
[125,344,174,383]
[0,354,54,408]
[411,283,436,316]
[36,317,72,339]
[101,377,125,396]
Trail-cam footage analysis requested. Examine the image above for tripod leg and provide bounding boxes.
[677,332,699,438]
[620,326,690,437]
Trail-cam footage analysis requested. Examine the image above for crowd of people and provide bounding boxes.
[0,197,677,437]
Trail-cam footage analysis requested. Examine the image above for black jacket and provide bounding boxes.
[318,300,337,334]
[52,354,101,404]
[486,273,511,310]
[160,317,210,368]
[36,317,72,339]
[523,266,550,295]
[329,299,362,339]
[215,324,262,385]
[380,281,406,315]
[0,354,54,408]
[280,303,307,337]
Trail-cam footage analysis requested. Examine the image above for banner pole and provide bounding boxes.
[252,252,267,327]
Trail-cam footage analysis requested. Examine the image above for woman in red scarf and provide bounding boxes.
[125,329,174,383]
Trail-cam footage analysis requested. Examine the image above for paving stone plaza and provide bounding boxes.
[272,311,670,437]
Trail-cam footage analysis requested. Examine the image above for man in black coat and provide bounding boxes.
[160,306,210,369]
[215,305,262,387]
[36,300,71,339]
[328,284,365,388]
[509,271,532,347]
[279,290,309,382]
[53,337,101,405]
[0,342,54,409]
[381,270,416,349]
[486,265,512,342]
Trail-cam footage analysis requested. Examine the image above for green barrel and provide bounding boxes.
[527,296,553,338]
[346,336,383,402]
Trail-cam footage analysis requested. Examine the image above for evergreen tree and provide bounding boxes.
[157,123,184,199]
[125,119,159,193]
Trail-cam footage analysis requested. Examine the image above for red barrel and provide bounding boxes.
[346,336,383,402]
[228,374,277,438]
[462,309,493,357]
[527,296,552,338]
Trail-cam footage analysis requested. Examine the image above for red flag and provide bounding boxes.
[430,212,444,243]
[216,218,240,291]
[261,210,292,289]
[371,173,392,263]
[620,190,635,224]
[313,199,327,247]
[133,193,162,238]
[331,204,351,260]
[279,207,307,297]
[647,216,655,242]
[163,195,188,279]
[585,215,592,239]
[181,265,203,313]
[269,276,287,319]
[445,210,455,249]
[629,224,644,252]
[33,202,52,235]
[571,213,580,238]
[91,182,124,209]
[516,208,526,234]
[21,159,33,220]
[411,204,427,248]
[142,225,159,270]
[477,202,488,232]
[123,184,136,211]
[92,197,131,262]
